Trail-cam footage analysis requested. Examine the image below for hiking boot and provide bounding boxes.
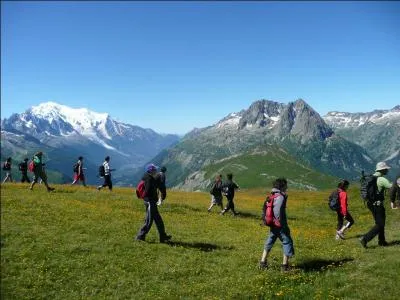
[281,264,290,272]
[335,234,340,240]
[336,231,345,240]
[359,237,367,249]
[233,211,240,216]
[378,241,389,247]
[259,261,268,270]
[160,234,172,243]
[47,187,55,192]
[220,210,226,216]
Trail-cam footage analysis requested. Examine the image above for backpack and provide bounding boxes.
[328,190,340,211]
[360,172,378,204]
[98,165,105,177]
[73,163,79,173]
[135,180,146,199]
[262,193,282,228]
[222,186,230,197]
[28,161,35,173]
[2,162,9,171]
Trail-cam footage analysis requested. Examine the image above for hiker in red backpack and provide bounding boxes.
[135,163,172,243]
[71,156,87,187]
[29,152,55,192]
[335,179,354,240]
[2,157,13,183]
[259,177,294,272]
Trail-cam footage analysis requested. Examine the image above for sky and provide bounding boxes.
[1,1,399,134]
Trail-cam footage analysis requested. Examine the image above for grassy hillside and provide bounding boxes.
[1,183,400,299]
[201,151,340,190]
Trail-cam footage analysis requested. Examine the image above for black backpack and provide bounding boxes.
[328,190,340,211]
[360,171,378,205]
[73,163,79,173]
[98,165,105,177]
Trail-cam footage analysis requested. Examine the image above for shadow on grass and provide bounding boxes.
[366,240,400,249]
[296,258,354,272]
[165,241,235,252]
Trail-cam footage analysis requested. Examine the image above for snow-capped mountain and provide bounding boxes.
[1,102,180,185]
[323,105,400,129]
[146,99,374,190]
[323,105,400,171]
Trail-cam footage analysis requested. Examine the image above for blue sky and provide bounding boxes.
[1,1,399,134]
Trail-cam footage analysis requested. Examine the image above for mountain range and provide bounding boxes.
[1,100,398,190]
[1,102,180,185]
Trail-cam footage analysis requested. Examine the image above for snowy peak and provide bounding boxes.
[323,105,400,129]
[29,102,109,133]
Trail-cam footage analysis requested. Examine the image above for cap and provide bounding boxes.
[375,161,391,172]
[146,163,158,173]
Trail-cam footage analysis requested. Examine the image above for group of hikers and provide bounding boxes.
[2,153,400,271]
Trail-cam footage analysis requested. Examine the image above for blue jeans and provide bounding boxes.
[264,226,295,257]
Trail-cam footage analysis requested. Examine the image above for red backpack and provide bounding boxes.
[262,193,282,228]
[135,180,146,199]
[28,161,35,173]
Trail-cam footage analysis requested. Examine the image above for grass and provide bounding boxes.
[1,183,399,299]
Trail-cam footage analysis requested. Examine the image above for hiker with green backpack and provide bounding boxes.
[360,162,393,248]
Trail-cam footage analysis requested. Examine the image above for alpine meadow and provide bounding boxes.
[1,183,399,299]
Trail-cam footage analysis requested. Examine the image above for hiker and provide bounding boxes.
[259,177,294,272]
[335,179,354,240]
[156,166,167,205]
[97,156,114,191]
[135,164,172,243]
[2,157,13,183]
[71,156,86,186]
[208,174,223,212]
[19,158,30,183]
[389,173,400,210]
[220,173,240,216]
[360,162,393,248]
[29,152,55,192]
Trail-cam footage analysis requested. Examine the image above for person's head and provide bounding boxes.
[161,166,167,173]
[273,177,288,192]
[105,156,110,162]
[146,163,158,175]
[227,173,233,180]
[78,156,83,161]
[375,161,390,175]
[36,151,43,157]
[216,174,222,181]
[338,179,350,190]
[24,158,29,162]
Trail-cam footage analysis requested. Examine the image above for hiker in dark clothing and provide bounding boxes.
[97,156,114,191]
[29,152,55,192]
[220,173,240,216]
[156,166,167,206]
[19,158,30,183]
[360,162,393,248]
[2,157,13,183]
[390,173,400,210]
[335,180,354,240]
[208,174,223,212]
[136,164,172,243]
[259,177,295,272]
[72,156,86,186]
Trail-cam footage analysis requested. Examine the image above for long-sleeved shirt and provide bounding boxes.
[142,172,166,202]
[374,171,392,201]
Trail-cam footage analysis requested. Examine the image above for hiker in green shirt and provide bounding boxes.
[29,152,55,192]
